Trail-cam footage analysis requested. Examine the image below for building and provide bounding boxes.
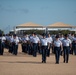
[47,22,76,31]
[15,22,45,35]
[11,22,76,34]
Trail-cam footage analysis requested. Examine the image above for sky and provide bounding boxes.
[0,0,76,33]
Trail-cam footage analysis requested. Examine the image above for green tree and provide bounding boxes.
[0,29,4,34]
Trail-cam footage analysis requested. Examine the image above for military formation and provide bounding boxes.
[0,32,76,64]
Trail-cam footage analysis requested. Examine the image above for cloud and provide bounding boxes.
[0,4,29,14]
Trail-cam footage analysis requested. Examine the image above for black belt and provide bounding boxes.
[33,43,38,44]
[63,46,69,47]
[54,46,60,48]
[42,45,47,47]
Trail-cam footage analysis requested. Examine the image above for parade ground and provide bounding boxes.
[0,44,76,75]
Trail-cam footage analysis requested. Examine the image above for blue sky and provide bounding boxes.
[0,0,76,33]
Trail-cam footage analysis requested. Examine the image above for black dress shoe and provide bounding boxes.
[47,55,50,57]
[55,62,59,64]
[66,61,68,63]
[44,61,46,63]
[42,61,44,63]
[63,61,65,63]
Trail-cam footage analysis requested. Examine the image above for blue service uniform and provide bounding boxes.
[46,37,53,57]
[72,38,76,55]
[0,37,3,55]
[0,36,6,55]
[32,36,40,57]
[62,38,71,63]
[54,39,62,64]
[12,37,19,55]
[5,35,10,49]
[59,37,64,55]
[41,37,48,63]
[70,36,74,54]
[29,36,34,55]
[25,35,30,54]
[21,37,27,53]
[22,36,30,54]
[2,36,6,48]
[9,36,13,53]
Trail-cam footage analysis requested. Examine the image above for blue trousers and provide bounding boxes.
[73,44,76,55]
[54,47,61,63]
[42,46,47,62]
[33,43,37,57]
[47,44,52,57]
[22,43,25,52]
[0,42,4,55]
[13,45,18,55]
[22,43,27,53]
[63,46,70,63]
[26,44,30,54]
[0,41,2,55]
[9,43,13,53]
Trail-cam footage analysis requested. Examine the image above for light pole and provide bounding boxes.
[13,26,16,34]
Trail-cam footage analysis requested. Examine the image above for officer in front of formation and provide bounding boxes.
[53,35,62,64]
[62,34,71,63]
[41,33,48,63]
